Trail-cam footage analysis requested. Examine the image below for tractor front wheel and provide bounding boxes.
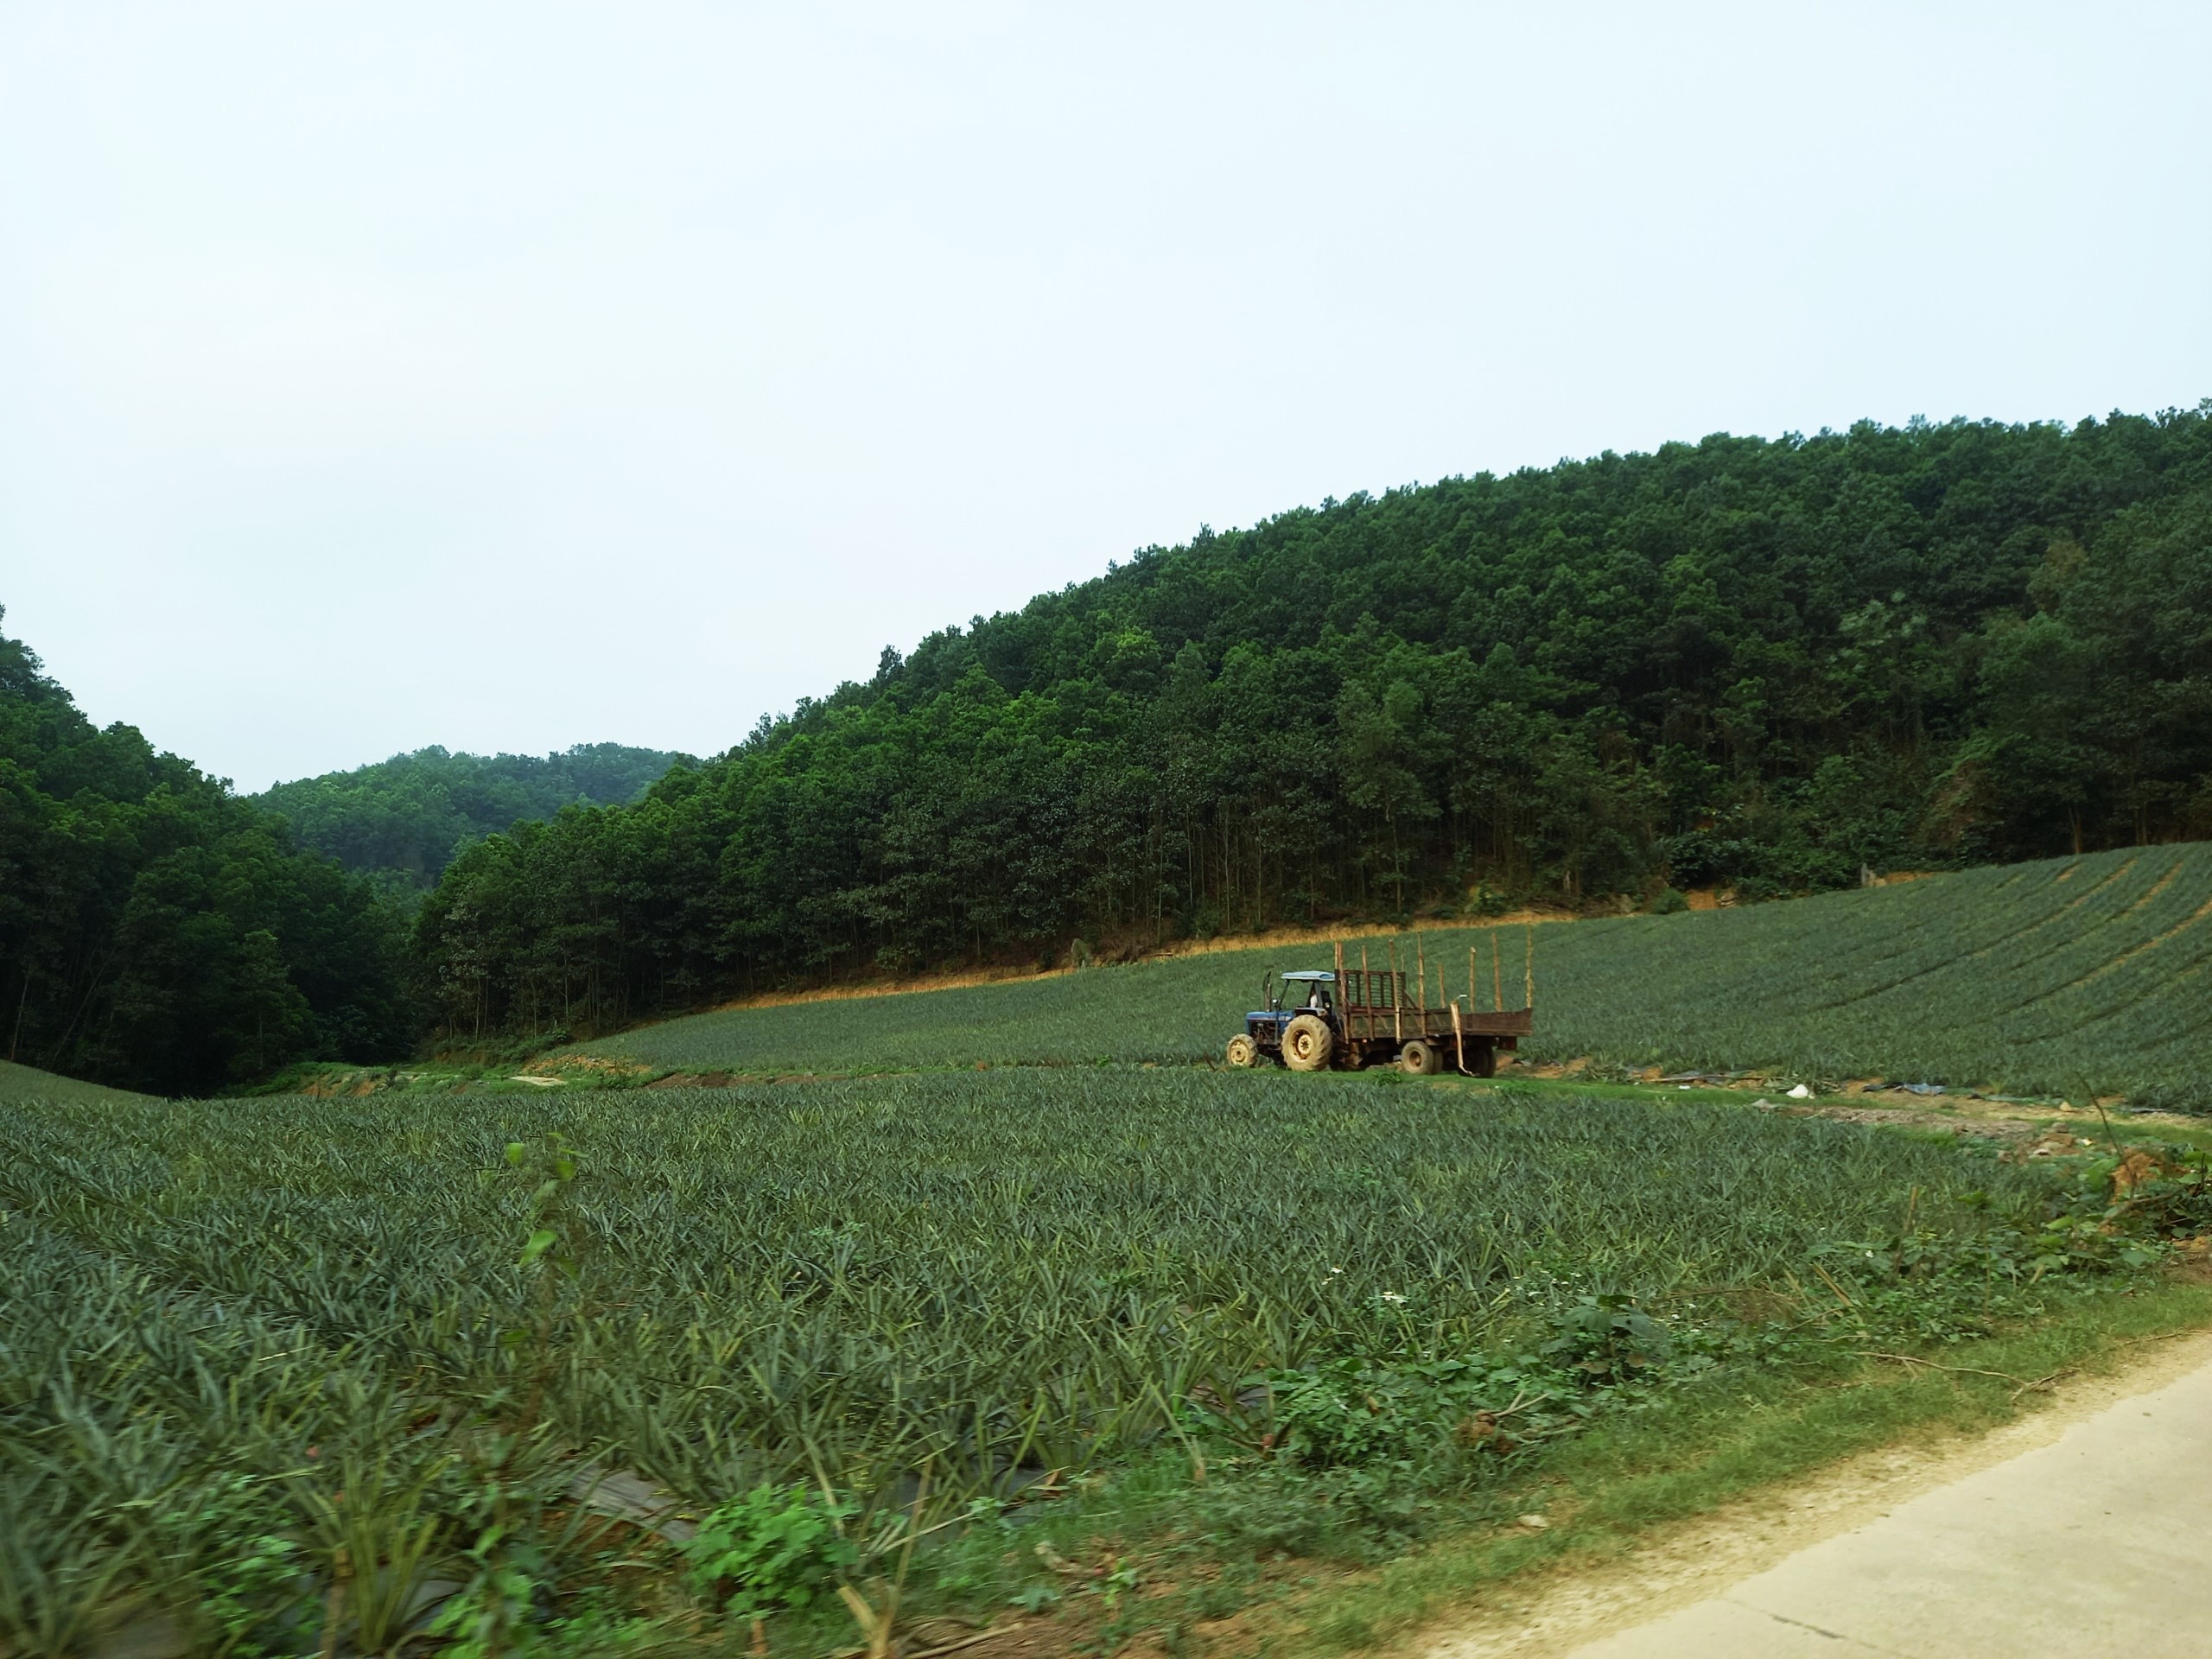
[1282,1014,1335,1072]
[1225,1033,1259,1068]
[1400,1039,1441,1076]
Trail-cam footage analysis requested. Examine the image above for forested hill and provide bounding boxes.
[0,613,412,1094]
[420,407,2212,1040]
[257,743,695,892]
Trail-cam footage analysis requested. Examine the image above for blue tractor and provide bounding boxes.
[1226,969,1344,1071]
[1225,937,1535,1076]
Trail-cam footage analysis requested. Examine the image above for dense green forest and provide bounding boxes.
[13,406,2211,1084]
[0,613,414,1094]
[257,742,693,892]
[419,408,2212,1040]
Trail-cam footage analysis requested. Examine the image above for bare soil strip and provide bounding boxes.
[698,912,1578,1014]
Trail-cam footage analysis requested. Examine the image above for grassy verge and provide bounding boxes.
[1268,1277,2212,1655]
[228,1059,598,1097]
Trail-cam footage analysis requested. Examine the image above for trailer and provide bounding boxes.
[1224,928,1535,1077]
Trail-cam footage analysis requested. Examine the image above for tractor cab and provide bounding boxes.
[1273,969,1336,1015]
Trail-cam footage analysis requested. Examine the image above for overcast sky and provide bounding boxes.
[3,3,2208,791]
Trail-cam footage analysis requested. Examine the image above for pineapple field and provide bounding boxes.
[6,1066,2193,1655]
[575,843,2212,1110]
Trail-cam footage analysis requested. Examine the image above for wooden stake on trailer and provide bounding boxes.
[1389,938,1402,1039]
[1453,947,1472,1072]
[1417,934,1427,1012]
[1469,945,1478,1013]
[1524,924,1535,1011]
[1360,943,1371,1042]
[1333,938,1345,1020]
[1491,929,1503,1011]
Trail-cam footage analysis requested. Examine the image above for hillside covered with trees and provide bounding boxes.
[419,408,2212,1040]
[0,613,414,1094]
[257,743,694,893]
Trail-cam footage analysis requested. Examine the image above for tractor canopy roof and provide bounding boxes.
[1280,970,1337,982]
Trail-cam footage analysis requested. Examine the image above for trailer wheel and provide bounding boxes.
[1282,1014,1334,1071]
[1465,1039,1497,1077]
[1225,1034,1259,1068]
[1400,1039,1441,1076]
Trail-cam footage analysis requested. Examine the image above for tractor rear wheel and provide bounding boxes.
[1225,1033,1259,1068]
[1466,1039,1497,1077]
[1282,1014,1335,1071]
[1400,1039,1441,1076]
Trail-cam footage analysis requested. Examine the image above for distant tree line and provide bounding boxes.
[0,614,416,1094]
[0,625,689,1092]
[257,741,694,892]
[416,408,2212,1040]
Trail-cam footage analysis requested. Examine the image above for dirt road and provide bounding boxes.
[1426,1331,2212,1659]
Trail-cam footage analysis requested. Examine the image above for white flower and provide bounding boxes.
[1380,1291,1408,1304]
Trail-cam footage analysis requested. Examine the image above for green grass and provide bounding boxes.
[572,842,2212,1109]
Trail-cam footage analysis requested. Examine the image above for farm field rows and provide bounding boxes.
[0,1071,2111,1651]
[574,843,2212,1109]
[0,1058,153,1109]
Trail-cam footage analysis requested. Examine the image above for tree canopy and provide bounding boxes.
[418,407,2212,1040]
[257,742,694,893]
[0,613,415,1094]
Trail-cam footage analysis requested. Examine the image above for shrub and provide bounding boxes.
[681,1484,857,1618]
